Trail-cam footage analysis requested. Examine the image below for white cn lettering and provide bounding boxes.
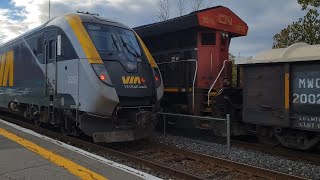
[299,79,306,88]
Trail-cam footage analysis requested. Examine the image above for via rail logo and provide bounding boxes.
[121,76,147,89]
[0,51,14,87]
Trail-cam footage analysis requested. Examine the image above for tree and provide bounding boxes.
[229,53,238,87]
[155,0,170,21]
[272,1,320,48]
[191,0,205,11]
[298,0,320,9]
[176,0,187,16]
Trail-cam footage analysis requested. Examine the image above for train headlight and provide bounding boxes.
[92,64,113,86]
[153,68,162,88]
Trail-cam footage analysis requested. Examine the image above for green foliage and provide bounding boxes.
[229,54,238,87]
[272,1,320,48]
[298,0,320,10]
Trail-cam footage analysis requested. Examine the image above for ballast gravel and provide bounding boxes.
[153,133,320,179]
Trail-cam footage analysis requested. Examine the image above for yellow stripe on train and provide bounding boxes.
[0,51,14,86]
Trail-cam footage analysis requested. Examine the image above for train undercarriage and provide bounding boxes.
[7,101,157,143]
[160,88,320,150]
[253,125,320,150]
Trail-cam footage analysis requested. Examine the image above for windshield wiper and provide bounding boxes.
[120,37,142,58]
[111,34,119,52]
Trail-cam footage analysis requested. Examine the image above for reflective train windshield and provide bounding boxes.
[84,23,144,62]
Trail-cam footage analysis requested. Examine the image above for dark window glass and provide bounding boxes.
[26,37,37,55]
[201,33,216,45]
[58,33,78,61]
[84,23,145,62]
[48,40,55,59]
[37,36,43,55]
[26,35,44,56]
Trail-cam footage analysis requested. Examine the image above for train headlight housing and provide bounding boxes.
[92,64,113,86]
[153,68,162,88]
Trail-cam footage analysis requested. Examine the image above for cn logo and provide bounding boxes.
[218,14,233,25]
[0,51,14,86]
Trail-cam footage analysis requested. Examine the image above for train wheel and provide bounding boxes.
[258,135,280,147]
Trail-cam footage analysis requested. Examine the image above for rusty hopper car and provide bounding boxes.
[238,43,320,150]
[134,6,248,130]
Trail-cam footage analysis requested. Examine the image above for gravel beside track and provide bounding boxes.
[153,133,320,179]
[232,140,320,166]
[0,112,320,179]
[111,142,304,179]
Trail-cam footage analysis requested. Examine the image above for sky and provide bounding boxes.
[0,0,306,56]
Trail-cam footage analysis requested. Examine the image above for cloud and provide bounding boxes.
[221,0,305,56]
[0,8,28,44]
[0,0,310,56]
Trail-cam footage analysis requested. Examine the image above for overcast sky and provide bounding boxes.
[0,0,306,56]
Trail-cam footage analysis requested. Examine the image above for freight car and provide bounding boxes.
[134,6,248,133]
[135,6,320,150]
[0,12,163,143]
[238,43,320,150]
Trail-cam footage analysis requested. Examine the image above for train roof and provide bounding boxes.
[236,43,320,64]
[134,6,248,38]
[71,13,130,29]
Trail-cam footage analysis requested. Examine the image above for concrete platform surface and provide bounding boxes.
[0,119,161,180]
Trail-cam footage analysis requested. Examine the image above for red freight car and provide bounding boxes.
[134,6,248,127]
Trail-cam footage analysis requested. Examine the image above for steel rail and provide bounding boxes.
[0,113,307,180]
[0,114,204,180]
[151,143,306,180]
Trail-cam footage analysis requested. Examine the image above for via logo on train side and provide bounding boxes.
[0,51,14,87]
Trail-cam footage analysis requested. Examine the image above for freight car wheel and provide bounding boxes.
[258,135,280,147]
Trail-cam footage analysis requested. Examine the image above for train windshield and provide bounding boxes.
[85,23,144,62]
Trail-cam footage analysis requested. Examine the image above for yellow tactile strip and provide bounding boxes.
[0,128,108,180]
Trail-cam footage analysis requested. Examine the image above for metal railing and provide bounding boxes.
[156,112,231,148]
[207,60,230,106]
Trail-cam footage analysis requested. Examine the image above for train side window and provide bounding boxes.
[201,33,216,45]
[57,33,78,61]
[37,36,43,55]
[48,40,55,60]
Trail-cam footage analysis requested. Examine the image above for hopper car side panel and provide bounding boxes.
[291,62,320,132]
[242,64,288,126]
[243,62,320,133]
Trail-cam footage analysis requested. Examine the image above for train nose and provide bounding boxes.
[102,60,157,106]
[124,61,138,72]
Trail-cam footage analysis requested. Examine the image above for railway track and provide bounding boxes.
[0,113,307,180]
[233,140,320,166]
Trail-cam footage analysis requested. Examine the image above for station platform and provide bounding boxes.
[0,119,160,180]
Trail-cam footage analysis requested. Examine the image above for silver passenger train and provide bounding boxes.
[0,13,163,142]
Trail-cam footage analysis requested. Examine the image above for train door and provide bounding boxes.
[197,31,218,88]
[44,30,58,123]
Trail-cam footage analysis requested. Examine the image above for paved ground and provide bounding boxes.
[0,119,160,180]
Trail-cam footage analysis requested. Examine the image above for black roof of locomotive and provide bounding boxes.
[134,6,234,37]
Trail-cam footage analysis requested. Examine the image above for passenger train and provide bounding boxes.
[0,12,163,143]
